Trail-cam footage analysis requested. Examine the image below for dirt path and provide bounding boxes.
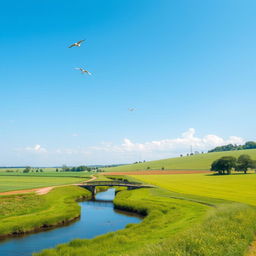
[0,175,97,196]
[103,170,211,175]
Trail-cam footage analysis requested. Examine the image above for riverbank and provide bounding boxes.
[0,188,142,256]
[34,180,256,256]
[2,176,256,256]
[0,186,91,239]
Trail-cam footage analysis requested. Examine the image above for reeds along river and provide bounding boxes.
[0,188,142,256]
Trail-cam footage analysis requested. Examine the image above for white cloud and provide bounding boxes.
[25,144,47,153]
[90,128,245,155]
[11,129,245,165]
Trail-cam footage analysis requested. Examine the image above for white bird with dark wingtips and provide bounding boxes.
[68,40,85,48]
[74,67,92,75]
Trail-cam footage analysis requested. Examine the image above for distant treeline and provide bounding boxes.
[61,165,93,172]
[209,141,256,153]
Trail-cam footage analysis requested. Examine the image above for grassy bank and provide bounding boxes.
[0,175,90,193]
[133,203,256,256]
[104,148,256,172]
[0,186,91,237]
[34,182,256,256]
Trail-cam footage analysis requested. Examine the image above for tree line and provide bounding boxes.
[61,165,93,172]
[209,141,256,153]
[211,154,256,175]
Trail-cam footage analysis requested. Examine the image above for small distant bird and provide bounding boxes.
[74,67,92,75]
[68,40,85,48]
[128,108,136,112]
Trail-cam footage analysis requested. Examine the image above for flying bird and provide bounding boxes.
[128,108,136,112]
[68,40,85,48]
[74,67,92,75]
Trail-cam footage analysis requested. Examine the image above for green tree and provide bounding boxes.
[23,166,31,173]
[236,154,255,174]
[211,156,237,175]
[244,141,256,149]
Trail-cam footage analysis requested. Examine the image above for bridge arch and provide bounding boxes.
[78,180,154,198]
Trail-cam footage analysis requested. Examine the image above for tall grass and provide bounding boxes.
[34,185,256,256]
[134,203,256,256]
[0,186,91,237]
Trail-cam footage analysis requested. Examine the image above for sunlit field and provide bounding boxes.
[132,173,256,206]
[0,186,91,237]
[0,176,89,192]
[0,171,91,178]
[104,149,256,172]
[34,179,256,256]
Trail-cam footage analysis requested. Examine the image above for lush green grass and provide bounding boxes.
[0,171,91,178]
[133,203,256,256]
[2,172,254,256]
[132,173,256,206]
[34,188,209,256]
[34,178,256,256]
[104,148,256,172]
[0,186,91,237]
[0,176,90,192]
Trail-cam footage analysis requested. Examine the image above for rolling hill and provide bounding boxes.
[104,149,256,172]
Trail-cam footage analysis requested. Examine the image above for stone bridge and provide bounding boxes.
[78,180,155,198]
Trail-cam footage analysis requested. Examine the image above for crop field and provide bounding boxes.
[0,175,90,193]
[132,173,256,206]
[104,148,256,172]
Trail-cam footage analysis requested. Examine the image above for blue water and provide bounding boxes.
[0,188,141,256]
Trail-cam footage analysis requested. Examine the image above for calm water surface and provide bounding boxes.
[0,188,141,256]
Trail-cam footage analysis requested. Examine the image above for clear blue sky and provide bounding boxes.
[0,0,255,166]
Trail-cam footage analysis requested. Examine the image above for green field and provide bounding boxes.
[104,149,256,172]
[34,174,256,256]
[1,171,256,256]
[0,186,91,237]
[132,173,256,206]
[0,175,90,193]
[0,171,91,178]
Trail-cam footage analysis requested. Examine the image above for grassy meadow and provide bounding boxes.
[0,186,91,237]
[33,173,256,256]
[0,171,91,178]
[132,173,256,206]
[104,148,256,172]
[0,175,90,193]
[1,167,256,256]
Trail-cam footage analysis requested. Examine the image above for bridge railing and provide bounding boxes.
[84,180,142,186]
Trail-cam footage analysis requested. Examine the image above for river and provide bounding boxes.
[0,188,141,256]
